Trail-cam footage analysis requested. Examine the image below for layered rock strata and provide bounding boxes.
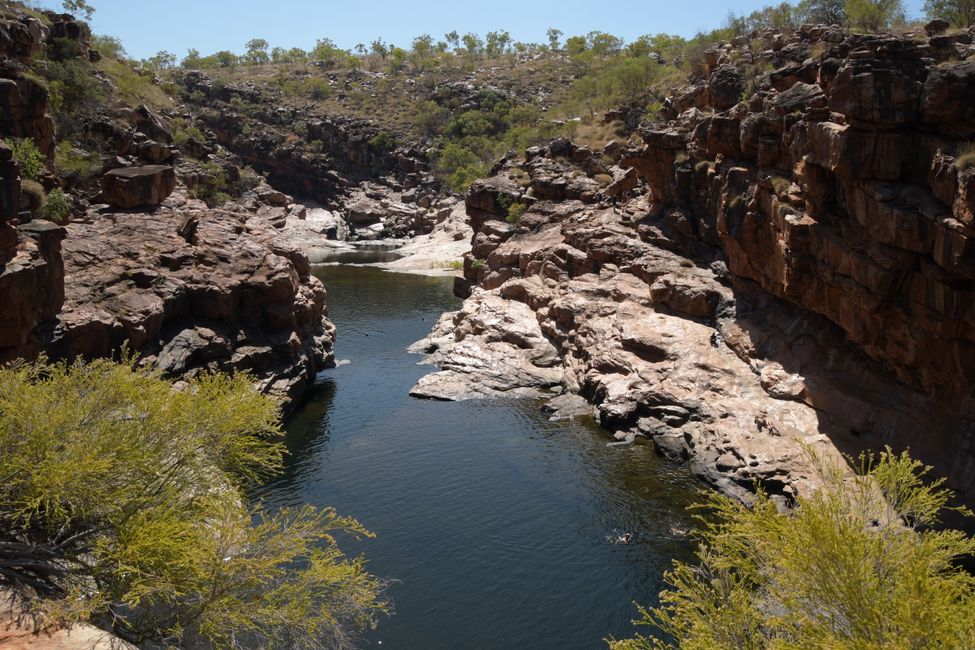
[37,188,335,414]
[414,25,975,506]
[0,143,65,365]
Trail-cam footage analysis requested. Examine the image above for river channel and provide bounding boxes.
[253,259,699,649]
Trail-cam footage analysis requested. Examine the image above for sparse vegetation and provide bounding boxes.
[19,179,44,217]
[5,138,45,179]
[611,449,975,649]
[188,161,231,206]
[172,123,206,151]
[0,358,387,648]
[39,187,69,223]
[55,141,101,183]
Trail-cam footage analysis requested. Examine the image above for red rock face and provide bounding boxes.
[625,32,975,390]
[37,189,335,416]
[427,26,975,508]
[624,27,975,501]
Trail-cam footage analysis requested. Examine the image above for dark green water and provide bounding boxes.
[253,264,699,649]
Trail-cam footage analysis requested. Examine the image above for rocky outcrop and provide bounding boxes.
[414,25,975,507]
[0,142,65,365]
[0,5,334,416]
[0,12,55,160]
[36,188,334,414]
[175,70,448,240]
[100,165,176,208]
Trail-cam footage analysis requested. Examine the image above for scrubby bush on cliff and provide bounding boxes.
[925,0,975,26]
[610,449,975,649]
[55,141,100,184]
[40,187,69,223]
[4,138,45,179]
[846,0,906,31]
[19,179,44,216]
[0,358,387,649]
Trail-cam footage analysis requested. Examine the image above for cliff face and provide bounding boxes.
[177,70,446,238]
[631,24,975,404]
[415,24,975,505]
[43,189,335,414]
[0,7,334,415]
[0,142,65,364]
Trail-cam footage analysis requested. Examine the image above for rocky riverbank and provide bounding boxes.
[0,8,334,415]
[413,23,975,506]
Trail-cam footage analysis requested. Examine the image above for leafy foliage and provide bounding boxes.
[61,0,94,20]
[610,449,975,649]
[5,138,45,179]
[0,359,387,649]
[54,141,100,186]
[845,0,906,30]
[924,0,975,26]
[39,187,69,223]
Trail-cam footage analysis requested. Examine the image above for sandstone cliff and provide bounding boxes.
[414,23,975,506]
[176,70,448,239]
[0,7,334,415]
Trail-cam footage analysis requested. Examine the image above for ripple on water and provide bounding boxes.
[251,264,701,650]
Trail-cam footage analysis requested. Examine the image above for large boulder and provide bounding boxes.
[101,165,176,209]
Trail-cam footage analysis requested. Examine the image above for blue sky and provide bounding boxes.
[31,0,927,60]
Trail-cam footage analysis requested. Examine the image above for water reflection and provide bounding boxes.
[315,243,404,265]
[252,265,699,649]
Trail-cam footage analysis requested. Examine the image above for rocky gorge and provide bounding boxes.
[0,7,335,415]
[412,22,975,507]
[3,3,975,505]
[3,1,975,646]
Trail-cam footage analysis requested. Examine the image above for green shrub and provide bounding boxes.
[40,187,69,223]
[505,201,527,222]
[611,448,975,649]
[368,131,397,154]
[302,77,331,99]
[91,34,126,60]
[40,58,107,134]
[435,143,489,193]
[189,162,231,207]
[5,138,45,179]
[846,0,906,31]
[55,141,101,181]
[0,358,387,647]
[172,124,206,150]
